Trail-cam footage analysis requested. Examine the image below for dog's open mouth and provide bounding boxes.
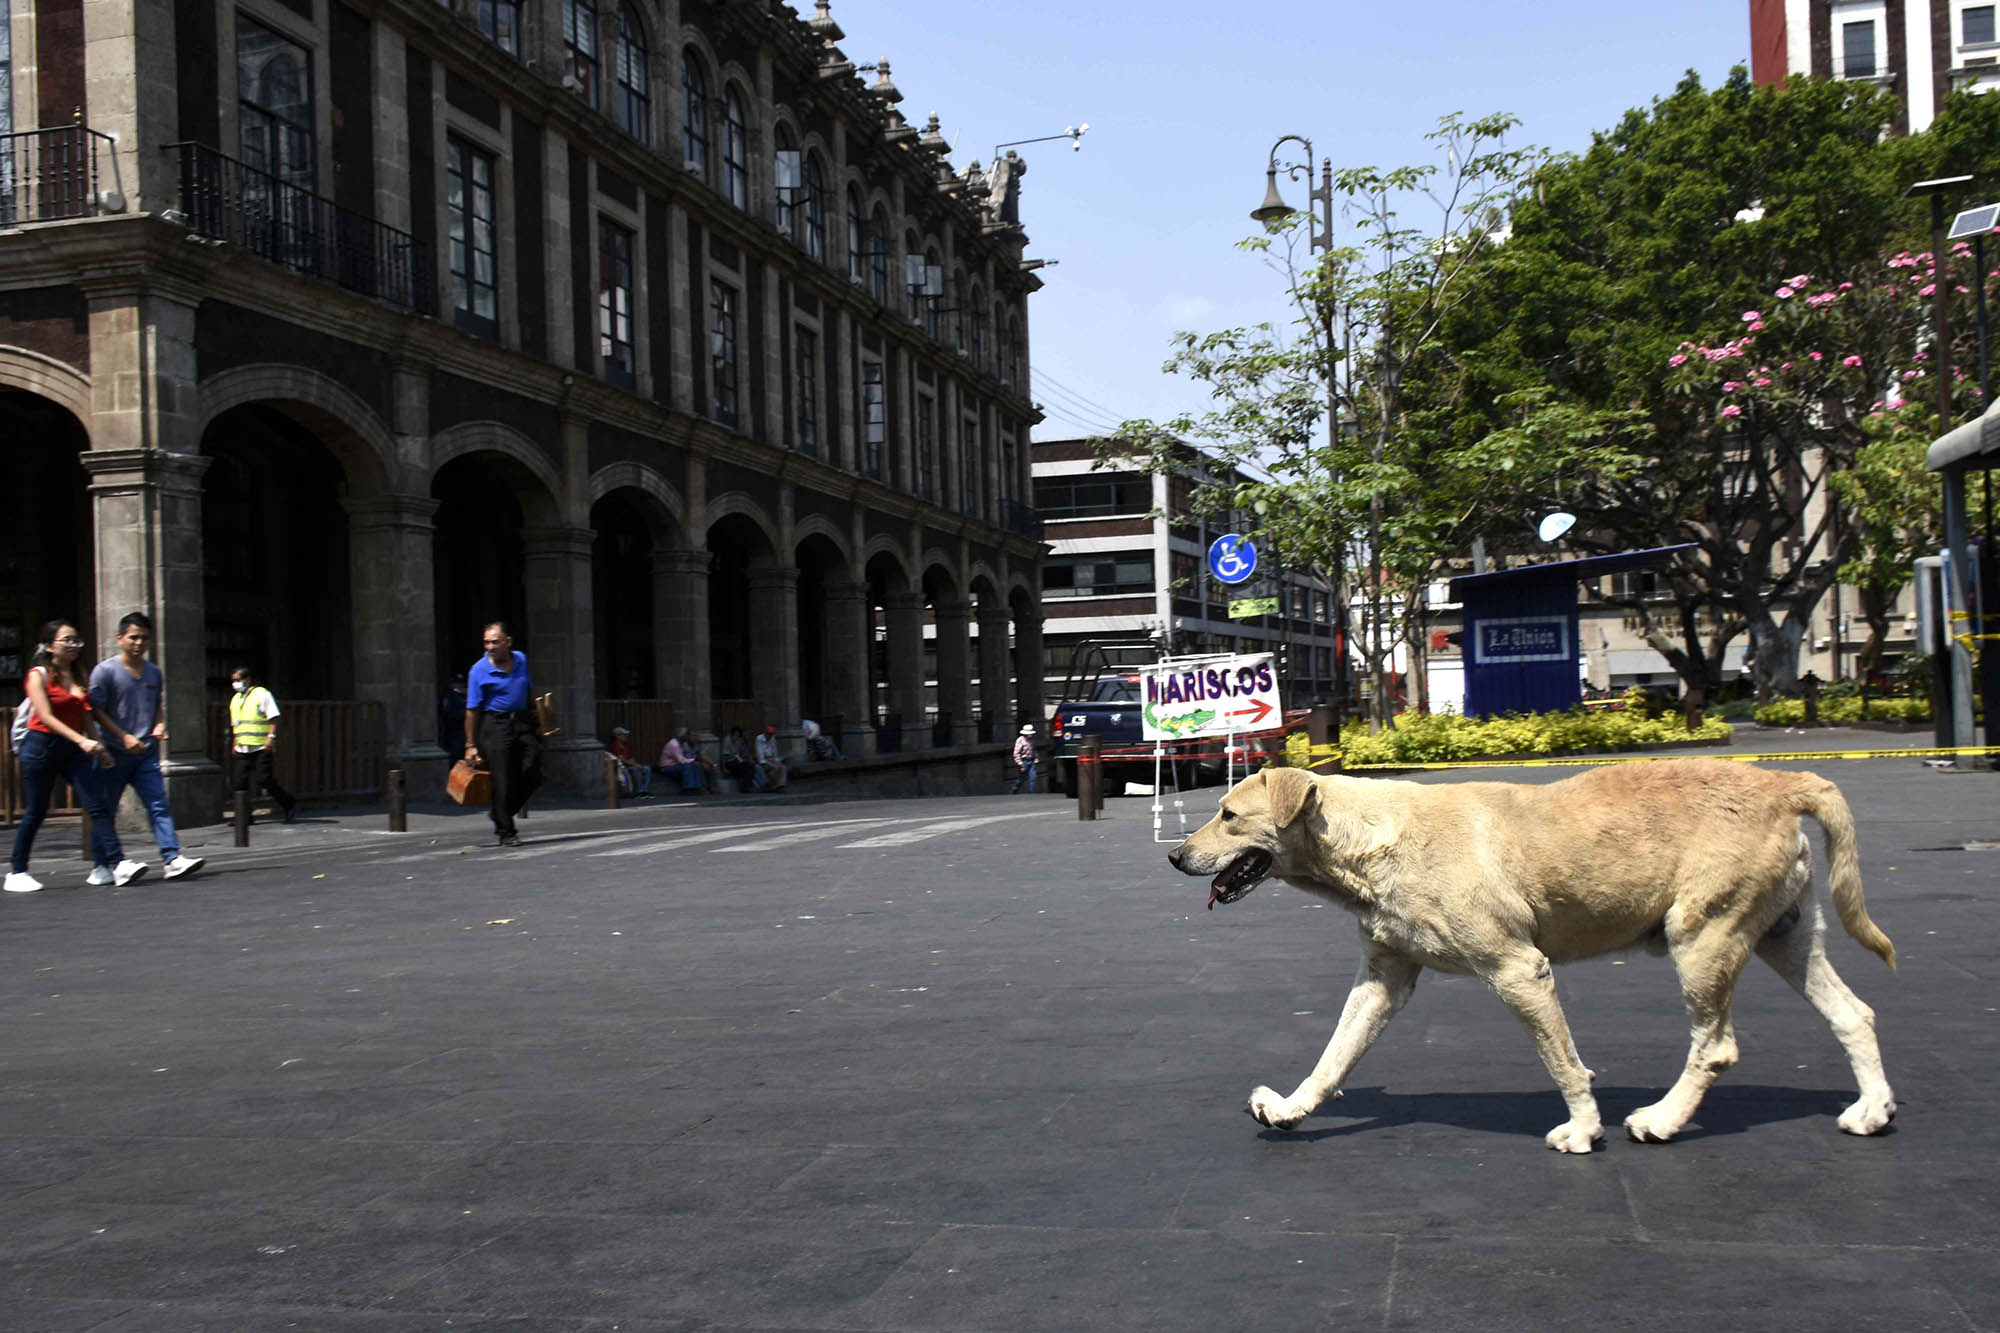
[1207,850,1273,910]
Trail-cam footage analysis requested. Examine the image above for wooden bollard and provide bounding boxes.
[1078,735,1101,821]
[387,768,407,832]
[604,752,622,809]
[233,790,251,847]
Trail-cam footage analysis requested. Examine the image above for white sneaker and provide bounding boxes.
[113,860,148,887]
[163,855,206,881]
[86,865,114,886]
[3,872,43,894]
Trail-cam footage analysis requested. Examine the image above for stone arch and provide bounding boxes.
[588,460,685,538]
[918,549,960,596]
[968,561,1004,602]
[704,489,781,554]
[430,421,564,522]
[197,362,398,495]
[860,534,911,587]
[790,512,852,568]
[0,346,91,427]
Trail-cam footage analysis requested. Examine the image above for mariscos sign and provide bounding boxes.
[1140,654,1280,741]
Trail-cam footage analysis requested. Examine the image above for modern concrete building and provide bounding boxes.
[1750,0,2000,130]
[0,0,1047,821]
[1030,437,1342,707]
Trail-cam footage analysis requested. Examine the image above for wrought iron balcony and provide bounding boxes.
[1002,498,1044,540]
[0,124,117,226]
[166,141,436,316]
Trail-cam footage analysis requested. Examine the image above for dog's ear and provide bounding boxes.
[1265,767,1318,829]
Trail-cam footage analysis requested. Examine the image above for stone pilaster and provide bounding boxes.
[82,0,179,213]
[883,590,925,745]
[747,567,800,735]
[81,448,222,825]
[652,548,712,738]
[346,494,449,797]
[821,578,873,756]
[1012,608,1045,727]
[932,597,973,746]
[83,282,199,457]
[977,607,1012,742]
[521,524,601,789]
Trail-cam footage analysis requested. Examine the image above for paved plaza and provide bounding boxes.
[2,733,1997,1329]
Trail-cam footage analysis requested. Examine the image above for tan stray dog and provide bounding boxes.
[1166,760,1897,1152]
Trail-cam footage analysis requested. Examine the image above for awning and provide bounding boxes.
[1925,396,2000,472]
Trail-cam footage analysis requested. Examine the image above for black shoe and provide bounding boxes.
[499,833,521,848]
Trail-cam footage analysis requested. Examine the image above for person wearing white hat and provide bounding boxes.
[1010,723,1039,794]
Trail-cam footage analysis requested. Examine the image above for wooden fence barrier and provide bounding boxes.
[206,699,387,805]
[595,699,677,768]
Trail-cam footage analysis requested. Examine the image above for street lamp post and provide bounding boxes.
[1908,176,1973,432]
[1250,135,1348,754]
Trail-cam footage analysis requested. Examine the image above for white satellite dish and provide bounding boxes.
[1538,511,1576,543]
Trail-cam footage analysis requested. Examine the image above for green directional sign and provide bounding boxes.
[1228,596,1279,619]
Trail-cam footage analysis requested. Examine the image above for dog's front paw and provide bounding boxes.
[1245,1086,1305,1130]
[1623,1103,1684,1144]
[1837,1093,1896,1136]
[1544,1118,1604,1153]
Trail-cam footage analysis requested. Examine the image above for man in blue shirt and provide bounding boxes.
[463,621,542,847]
[90,612,205,880]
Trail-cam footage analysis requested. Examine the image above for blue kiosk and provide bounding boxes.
[1447,545,1696,717]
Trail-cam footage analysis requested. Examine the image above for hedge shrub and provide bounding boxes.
[1299,707,1733,767]
[1754,696,1933,725]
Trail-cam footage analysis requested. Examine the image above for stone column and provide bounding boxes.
[652,548,712,737]
[346,494,449,797]
[1012,609,1045,727]
[822,578,873,756]
[883,590,926,747]
[521,524,600,791]
[83,0,180,213]
[977,605,1012,743]
[747,567,800,738]
[932,597,974,747]
[82,448,223,826]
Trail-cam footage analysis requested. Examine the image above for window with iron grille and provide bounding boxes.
[722,85,748,209]
[710,279,738,424]
[961,414,980,517]
[847,188,865,282]
[1842,19,1876,77]
[615,6,648,143]
[447,137,498,337]
[774,128,797,237]
[868,208,889,303]
[563,0,597,106]
[599,217,634,386]
[795,326,819,456]
[682,55,708,179]
[477,0,520,54]
[237,15,315,192]
[862,361,886,479]
[969,288,985,368]
[803,155,826,261]
[917,394,937,500]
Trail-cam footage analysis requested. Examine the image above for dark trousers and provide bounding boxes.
[11,730,121,872]
[479,711,543,838]
[231,747,295,817]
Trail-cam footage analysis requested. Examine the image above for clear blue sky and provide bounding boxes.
[815,0,1757,440]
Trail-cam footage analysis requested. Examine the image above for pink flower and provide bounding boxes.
[1843,355,1864,367]
[1720,404,1743,418]
[1786,274,1810,287]
[1902,369,1922,381]
[1781,362,1793,370]
[1839,282,1854,291]
[1753,377,1772,387]
[1723,380,1744,392]
[1919,284,1936,297]
[1668,354,1688,367]
[1741,310,1762,323]
[1776,286,1796,299]
[1747,320,1765,332]
[1808,351,1823,361]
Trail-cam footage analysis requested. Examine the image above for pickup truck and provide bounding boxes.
[1048,675,1149,797]
[1048,675,1310,797]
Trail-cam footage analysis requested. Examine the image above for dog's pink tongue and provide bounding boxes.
[1207,883,1222,911]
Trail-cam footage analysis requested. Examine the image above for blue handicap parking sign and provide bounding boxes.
[1208,534,1257,586]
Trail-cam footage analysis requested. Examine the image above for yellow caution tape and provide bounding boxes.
[1341,744,2000,771]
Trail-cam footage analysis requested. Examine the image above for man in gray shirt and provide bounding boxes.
[90,612,204,881]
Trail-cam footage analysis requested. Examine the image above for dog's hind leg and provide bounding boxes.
[1485,948,1603,1153]
[1755,895,1896,1135]
[1247,949,1419,1131]
[1625,911,1759,1144]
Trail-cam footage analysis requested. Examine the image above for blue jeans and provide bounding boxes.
[101,744,180,861]
[11,730,122,872]
[1011,759,1038,794]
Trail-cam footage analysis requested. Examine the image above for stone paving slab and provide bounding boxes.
[0,736,1995,1329]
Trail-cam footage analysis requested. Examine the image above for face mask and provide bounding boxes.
[232,681,246,693]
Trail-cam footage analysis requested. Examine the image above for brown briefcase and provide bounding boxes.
[447,759,491,806]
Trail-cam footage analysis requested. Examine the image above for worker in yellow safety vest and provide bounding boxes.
[228,666,297,823]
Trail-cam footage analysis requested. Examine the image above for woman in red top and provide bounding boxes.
[7,620,132,894]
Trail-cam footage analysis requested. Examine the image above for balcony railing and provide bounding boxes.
[0,124,116,226]
[1002,499,1044,540]
[166,141,436,316]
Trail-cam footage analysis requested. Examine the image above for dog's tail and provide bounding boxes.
[1794,775,1896,970]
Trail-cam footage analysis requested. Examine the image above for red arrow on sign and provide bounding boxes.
[1228,698,1275,727]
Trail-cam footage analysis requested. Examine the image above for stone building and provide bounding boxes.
[0,0,1048,820]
